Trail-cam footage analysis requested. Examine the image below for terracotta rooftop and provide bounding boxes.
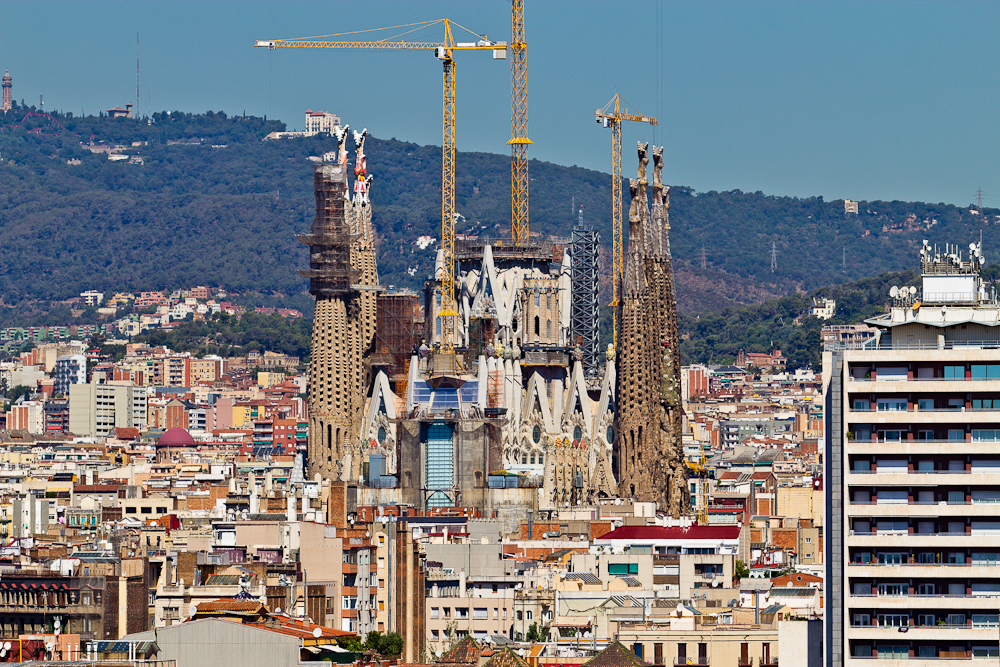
[194,599,266,614]
[594,525,740,541]
[481,647,530,667]
[439,636,480,664]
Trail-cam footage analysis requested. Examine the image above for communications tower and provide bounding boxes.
[2,71,11,112]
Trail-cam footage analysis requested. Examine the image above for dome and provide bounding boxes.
[158,427,195,448]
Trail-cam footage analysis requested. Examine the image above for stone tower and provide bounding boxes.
[301,127,379,480]
[614,142,687,516]
[2,70,11,112]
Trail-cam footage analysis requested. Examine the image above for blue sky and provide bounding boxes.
[1,0,997,206]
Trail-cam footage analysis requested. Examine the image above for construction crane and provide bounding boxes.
[509,0,531,245]
[256,21,507,354]
[594,94,656,348]
[686,448,709,525]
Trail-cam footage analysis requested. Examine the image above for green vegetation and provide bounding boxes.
[363,631,404,657]
[1,105,996,318]
[132,312,311,360]
[679,269,921,370]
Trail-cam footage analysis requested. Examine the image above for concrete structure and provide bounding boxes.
[1,70,10,112]
[825,239,1000,663]
[69,372,147,437]
[615,144,686,514]
[54,353,87,395]
[809,297,836,320]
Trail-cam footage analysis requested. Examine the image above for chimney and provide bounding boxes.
[287,489,296,522]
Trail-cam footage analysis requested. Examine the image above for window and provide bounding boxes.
[532,426,541,444]
[853,614,871,626]
[944,365,964,379]
[456,607,469,619]
[918,399,934,411]
[525,610,532,620]
[877,399,907,412]
[877,583,905,596]
[853,399,869,411]
[633,644,643,659]
[473,608,487,620]
[431,607,439,619]
[516,610,522,621]
[379,578,384,589]
[443,608,451,618]
[917,614,935,626]
[948,429,964,441]
[877,614,908,627]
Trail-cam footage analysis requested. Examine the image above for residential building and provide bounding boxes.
[824,239,1000,663]
[6,400,44,434]
[68,373,148,437]
[54,353,87,395]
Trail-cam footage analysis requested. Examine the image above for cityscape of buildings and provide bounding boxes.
[1,6,999,665]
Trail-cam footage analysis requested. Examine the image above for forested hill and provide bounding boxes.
[0,106,997,314]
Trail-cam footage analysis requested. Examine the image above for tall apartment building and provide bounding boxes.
[69,372,148,437]
[54,353,87,395]
[824,240,1000,663]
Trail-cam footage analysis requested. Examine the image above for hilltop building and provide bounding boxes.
[824,238,1000,663]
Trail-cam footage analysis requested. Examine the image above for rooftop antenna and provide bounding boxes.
[578,204,584,226]
[136,32,140,117]
[842,247,846,272]
[977,187,984,217]
[39,94,42,110]
[770,242,777,273]
[701,246,707,270]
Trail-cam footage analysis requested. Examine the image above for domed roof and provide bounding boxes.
[158,427,195,448]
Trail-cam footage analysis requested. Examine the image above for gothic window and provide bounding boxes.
[546,293,551,309]
[534,317,540,336]
[534,290,540,307]
[546,320,551,338]
[522,451,528,465]
[436,317,442,336]
[537,452,544,466]
[574,426,582,441]
[607,426,614,443]
[377,427,386,443]
[530,452,536,464]
[533,426,541,443]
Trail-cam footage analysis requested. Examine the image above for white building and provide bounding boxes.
[824,239,1000,663]
[809,298,836,320]
[54,353,87,396]
[80,290,105,306]
[304,110,340,135]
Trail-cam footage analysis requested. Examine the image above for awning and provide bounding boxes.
[320,646,351,653]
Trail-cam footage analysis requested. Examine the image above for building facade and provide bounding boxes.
[825,239,1000,663]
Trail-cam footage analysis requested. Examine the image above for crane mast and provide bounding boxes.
[594,94,657,348]
[255,20,506,355]
[509,0,531,245]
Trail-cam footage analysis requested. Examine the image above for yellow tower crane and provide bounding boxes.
[255,20,507,355]
[594,94,657,348]
[509,0,531,245]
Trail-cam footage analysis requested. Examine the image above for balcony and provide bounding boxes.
[674,660,707,666]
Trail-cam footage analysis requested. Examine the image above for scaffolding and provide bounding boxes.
[571,224,601,379]
[488,370,503,408]
[297,164,358,298]
[374,291,421,394]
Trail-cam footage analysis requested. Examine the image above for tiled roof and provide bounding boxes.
[439,636,480,664]
[583,641,648,667]
[482,646,530,667]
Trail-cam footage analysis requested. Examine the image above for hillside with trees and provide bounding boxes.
[0,105,996,322]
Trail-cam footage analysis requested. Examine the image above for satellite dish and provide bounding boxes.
[436,651,443,658]
[53,620,60,629]
[889,286,899,298]
[274,607,281,614]
[190,606,197,618]
[909,286,917,295]
[5,642,12,650]
[2,648,8,658]
[971,243,977,251]
[313,628,322,638]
